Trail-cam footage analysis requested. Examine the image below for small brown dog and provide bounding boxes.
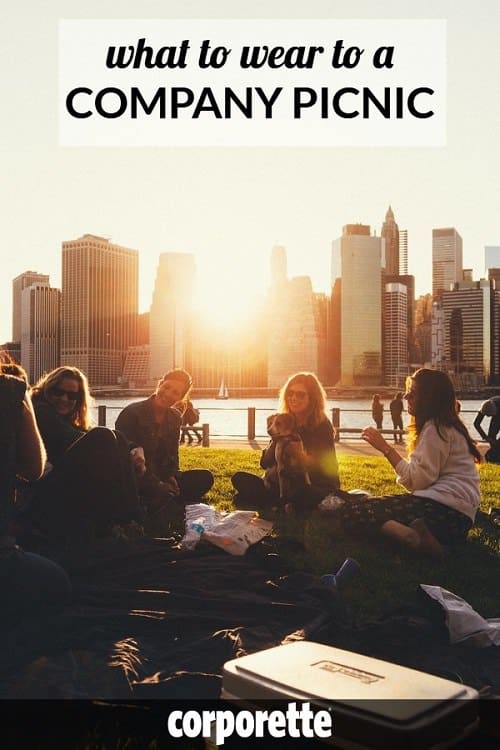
[263,413,311,500]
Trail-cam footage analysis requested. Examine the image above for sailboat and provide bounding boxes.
[216,378,229,400]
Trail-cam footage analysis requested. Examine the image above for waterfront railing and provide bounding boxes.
[93,404,478,446]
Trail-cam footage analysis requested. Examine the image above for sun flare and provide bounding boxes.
[193,265,266,332]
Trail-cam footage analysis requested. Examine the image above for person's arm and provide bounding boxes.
[363,422,446,491]
[260,440,276,469]
[473,411,489,443]
[302,419,340,487]
[16,392,46,480]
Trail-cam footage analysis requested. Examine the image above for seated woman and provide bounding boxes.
[115,368,213,513]
[26,366,142,540]
[0,369,71,624]
[232,371,340,514]
[339,368,480,559]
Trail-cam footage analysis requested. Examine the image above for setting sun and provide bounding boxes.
[192,259,267,331]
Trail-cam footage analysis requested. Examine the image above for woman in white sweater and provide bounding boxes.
[343,369,481,558]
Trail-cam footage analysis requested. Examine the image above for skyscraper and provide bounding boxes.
[381,205,399,276]
[485,245,500,273]
[383,282,408,388]
[270,244,287,287]
[267,275,319,388]
[149,252,195,380]
[432,228,463,298]
[61,234,138,386]
[20,282,60,383]
[331,224,383,385]
[12,271,49,342]
[399,229,408,275]
[441,280,492,386]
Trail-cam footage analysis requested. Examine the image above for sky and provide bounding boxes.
[1,0,500,342]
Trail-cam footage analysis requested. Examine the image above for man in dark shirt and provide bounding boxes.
[116,369,213,510]
[473,396,500,462]
[473,397,500,443]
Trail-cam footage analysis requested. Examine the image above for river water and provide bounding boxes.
[93,396,485,439]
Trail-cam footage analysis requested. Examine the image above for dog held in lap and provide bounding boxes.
[264,413,311,501]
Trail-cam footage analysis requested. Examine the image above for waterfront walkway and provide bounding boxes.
[191,436,491,458]
[190,436,408,457]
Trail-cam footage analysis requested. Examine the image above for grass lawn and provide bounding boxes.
[180,447,500,620]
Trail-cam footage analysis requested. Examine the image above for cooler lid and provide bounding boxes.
[223,641,476,723]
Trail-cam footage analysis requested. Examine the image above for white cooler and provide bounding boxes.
[221,641,479,749]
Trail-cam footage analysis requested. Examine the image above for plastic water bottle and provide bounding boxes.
[320,557,361,592]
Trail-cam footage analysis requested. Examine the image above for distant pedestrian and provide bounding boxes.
[371,394,384,430]
[389,392,404,443]
[180,400,202,445]
[473,396,500,463]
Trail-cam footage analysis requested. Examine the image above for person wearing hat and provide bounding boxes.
[473,396,500,462]
[116,369,213,514]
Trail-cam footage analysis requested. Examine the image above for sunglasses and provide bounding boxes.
[286,389,308,400]
[50,387,81,401]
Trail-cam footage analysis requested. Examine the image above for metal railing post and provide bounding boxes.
[248,407,256,440]
[202,423,210,447]
[98,404,107,427]
[331,407,340,442]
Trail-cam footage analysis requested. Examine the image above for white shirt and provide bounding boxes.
[395,421,480,521]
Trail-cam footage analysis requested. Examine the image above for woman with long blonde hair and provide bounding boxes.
[232,371,340,513]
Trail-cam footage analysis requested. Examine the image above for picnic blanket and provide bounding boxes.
[0,536,498,743]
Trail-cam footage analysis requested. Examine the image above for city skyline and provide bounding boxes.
[2,0,500,343]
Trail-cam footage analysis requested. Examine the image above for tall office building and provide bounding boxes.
[432,227,463,298]
[331,224,383,385]
[414,293,433,365]
[383,282,408,388]
[399,229,408,275]
[149,252,195,380]
[20,283,60,383]
[381,205,399,276]
[431,302,445,369]
[485,246,500,274]
[61,234,138,386]
[268,275,319,387]
[441,280,492,386]
[270,244,287,287]
[12,271,49,342]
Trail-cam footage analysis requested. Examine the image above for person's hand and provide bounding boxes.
[361,425,390,454]
[159,476,180,497]
[130,446,146,475]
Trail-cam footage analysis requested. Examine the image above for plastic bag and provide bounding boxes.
[181,503,273,555]
[181,502,219,551]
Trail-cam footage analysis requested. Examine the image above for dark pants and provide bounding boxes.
[176,469,214,501]
[180,426,202,444]
[0,545,71,627]
[27,428,141,539]
[391,416,404,443]
[231,471,336,513]
[337,493,472,547]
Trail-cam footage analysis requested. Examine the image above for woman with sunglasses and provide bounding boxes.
[231,371,340,514]
[24,366,141,542]
[354,368,481,558]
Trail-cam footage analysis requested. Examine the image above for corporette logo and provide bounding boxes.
[166,702,333,745]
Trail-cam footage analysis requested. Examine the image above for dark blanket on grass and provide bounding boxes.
[0,536,499,701]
